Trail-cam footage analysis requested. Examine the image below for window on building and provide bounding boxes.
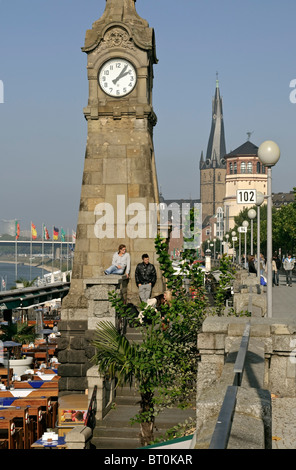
[240,162,246,174]
[257,162,261,173]
[247,161,252,173]
[234,162,237,174]
[229,163,233,174]
[262,165,266,174]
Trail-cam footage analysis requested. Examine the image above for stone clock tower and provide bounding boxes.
[58,0,163,394]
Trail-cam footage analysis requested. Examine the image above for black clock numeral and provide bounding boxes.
[109,88,113,93]
[123,88,127,94]
[116,63,121,68]
[104,70,109,76]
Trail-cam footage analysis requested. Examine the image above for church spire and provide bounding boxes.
[201,76,226,169]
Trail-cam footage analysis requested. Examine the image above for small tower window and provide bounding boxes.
[257,162,261,173]
[262,165,266,174]
[240,162,246,174]
[234,162,237,174]
[247,162,252,173]
[229,163,233,174]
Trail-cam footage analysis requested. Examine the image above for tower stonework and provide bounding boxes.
[58,0,163,394]
[200,78,226,225]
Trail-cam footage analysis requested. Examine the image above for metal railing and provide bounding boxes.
[209,321,251,449]
[85,385,97,430]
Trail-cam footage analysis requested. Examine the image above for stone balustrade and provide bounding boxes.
[194,316,296,448]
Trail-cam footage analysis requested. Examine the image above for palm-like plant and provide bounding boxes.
[92,320,164,446]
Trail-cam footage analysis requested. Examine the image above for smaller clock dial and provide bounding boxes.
[98,58,137,97]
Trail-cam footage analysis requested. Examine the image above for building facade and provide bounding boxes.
[223,140,267,230]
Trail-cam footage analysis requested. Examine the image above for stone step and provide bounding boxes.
[92,405,196,449]
[92,436,140,449]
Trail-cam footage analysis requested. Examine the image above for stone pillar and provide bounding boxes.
[58,276,128,395]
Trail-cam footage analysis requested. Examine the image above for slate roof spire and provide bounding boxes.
[200,75,226,169]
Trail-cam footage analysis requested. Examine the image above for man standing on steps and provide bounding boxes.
[283,254,295,287]
[135,254,157,303]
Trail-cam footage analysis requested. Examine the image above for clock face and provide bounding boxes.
[98,58,137,97]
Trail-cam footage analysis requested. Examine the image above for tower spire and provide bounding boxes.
[203,76,226,168]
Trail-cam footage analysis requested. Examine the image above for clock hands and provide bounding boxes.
[112,64,130,85]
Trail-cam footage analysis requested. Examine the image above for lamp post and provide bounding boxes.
[3,341,21,389]
[238,228,242,265]
[225,234,229,255]
[242,220,249,269]
[41,329,53,369]
[248,209,256,256]
[255,191,265,283]
[231,231,236,263]
[213,238,216,260]
[258,140,280,318]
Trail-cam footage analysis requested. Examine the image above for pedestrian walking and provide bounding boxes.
[274,253,281,286]
[283,254,295,287]
[248,255,257,274]
[272,256,278,287]
[135,254,157,303]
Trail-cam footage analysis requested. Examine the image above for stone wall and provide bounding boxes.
[58,275,128,395]
[194,316,296,448]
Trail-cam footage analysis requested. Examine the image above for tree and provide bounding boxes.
[92,230,208,446]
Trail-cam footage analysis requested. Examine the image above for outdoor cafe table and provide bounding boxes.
[13,381,58,390]
[0,388,58,399]
[31,435,67,449]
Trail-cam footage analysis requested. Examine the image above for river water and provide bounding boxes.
[0,263,47,290]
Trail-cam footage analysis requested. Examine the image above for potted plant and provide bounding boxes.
[0,320,36,376]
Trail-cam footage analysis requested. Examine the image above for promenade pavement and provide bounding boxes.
[270,271,296,449]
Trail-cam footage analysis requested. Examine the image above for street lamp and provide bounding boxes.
[255,191,265,282]
[3,341,21,389]
[231,231,236,263]
[242,220,249,269]
[41,329,53,369]
[248,209,256,256]
[213,238,216,260]
[225,234,229,255]
[258,140,280,318]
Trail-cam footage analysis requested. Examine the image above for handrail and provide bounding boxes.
[233,321,251,386]
[209,321,251,449]
[85,385,97,429]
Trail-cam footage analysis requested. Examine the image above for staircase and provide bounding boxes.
[91,326,196,449]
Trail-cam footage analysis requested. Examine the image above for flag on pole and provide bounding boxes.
[53,227,59,240]
[15,221,20,240]
[31,223,37,240]
[44,225,50,240]
[61,228,66,242]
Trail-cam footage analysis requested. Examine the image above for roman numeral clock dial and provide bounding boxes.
[98,58,137,97]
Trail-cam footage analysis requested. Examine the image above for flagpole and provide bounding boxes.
[30,221,32,282]
[60,227,63,273]
[42,223,44,281]
[15,220,18,282]
[52,225,54,275]
[66,228,69,273]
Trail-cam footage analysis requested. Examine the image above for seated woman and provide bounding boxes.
[104,244,130,277]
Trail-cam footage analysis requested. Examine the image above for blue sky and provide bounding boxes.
[0,0,295,234]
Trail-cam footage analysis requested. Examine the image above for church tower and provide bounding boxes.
[200,76,227,224]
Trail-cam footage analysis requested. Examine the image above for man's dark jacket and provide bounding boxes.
[135,262,157,287]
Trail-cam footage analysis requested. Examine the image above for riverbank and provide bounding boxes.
[0,260,57,273]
